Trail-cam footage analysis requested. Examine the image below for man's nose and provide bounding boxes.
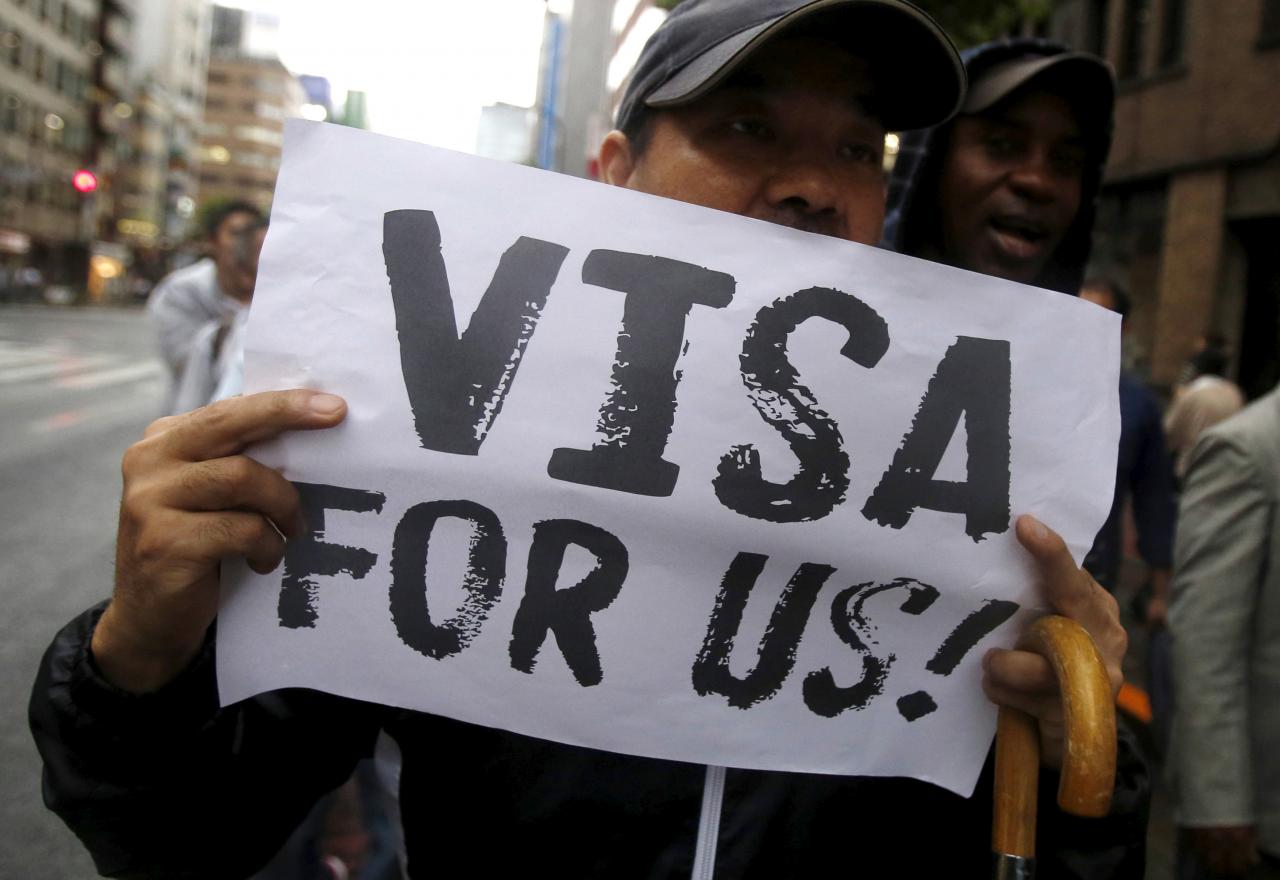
[1006,151,1059,203]
[763,156,842,217]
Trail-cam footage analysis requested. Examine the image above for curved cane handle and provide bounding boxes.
[992,615,1117,870]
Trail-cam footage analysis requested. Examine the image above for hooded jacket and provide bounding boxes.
[881,38,1115,296]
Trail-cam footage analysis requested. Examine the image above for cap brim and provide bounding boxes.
[644,0,964,132]
[963,52,1115,116]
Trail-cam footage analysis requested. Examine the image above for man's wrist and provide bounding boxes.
[90,602,205,694]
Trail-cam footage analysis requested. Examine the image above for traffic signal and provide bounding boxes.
[72,169,98,194]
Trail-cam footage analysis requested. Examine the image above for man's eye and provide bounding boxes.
[1051,149,1086,177]
[729,118,770,138]
[983,134,1020,158]
[840,142,881,164]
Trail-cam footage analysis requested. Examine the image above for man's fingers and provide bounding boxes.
[981,649,1061,728]
[171,457,305,538]
[981,676,1061,725]
[983,647,1056,694]
[174,511,286,574]
[1016,514,1093,618]
[1016,514,1127,693]
[163,390,346,462]
[143,414,182,439]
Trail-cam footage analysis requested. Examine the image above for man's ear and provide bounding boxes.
[599,130,636,188]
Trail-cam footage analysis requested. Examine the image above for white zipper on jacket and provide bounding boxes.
[691,764,726,880]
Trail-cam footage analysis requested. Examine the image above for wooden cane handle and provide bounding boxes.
[992,615,1117,861]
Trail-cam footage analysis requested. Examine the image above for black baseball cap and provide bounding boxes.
[962,51,1115,138]
[615,0,966,135]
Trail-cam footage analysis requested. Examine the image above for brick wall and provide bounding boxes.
[1108,0,1280,179]
[1150,168,1228,385]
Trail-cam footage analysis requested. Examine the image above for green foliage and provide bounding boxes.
[646,0,1051,49]
[911,0,1052,48]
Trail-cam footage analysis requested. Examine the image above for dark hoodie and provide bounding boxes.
[881,38,1115,296]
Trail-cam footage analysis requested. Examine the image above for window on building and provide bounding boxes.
[31,43,44,83]
[1262,0,1280,44]
[5,30,20,68]
[1159,0,1187,67]
[1120,0,1151,78]
[1,96,18,133]
[234,124,283,146]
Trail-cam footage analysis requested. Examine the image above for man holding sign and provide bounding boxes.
[32,1,1141,877]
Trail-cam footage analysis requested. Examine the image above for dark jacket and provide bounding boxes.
[32,603,1148,878]
[881,38,1114,297]
[1083,372,1177,590]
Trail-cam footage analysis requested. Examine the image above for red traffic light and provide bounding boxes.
[72,169,98,193]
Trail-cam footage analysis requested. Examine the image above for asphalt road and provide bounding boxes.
[0,304,166,879]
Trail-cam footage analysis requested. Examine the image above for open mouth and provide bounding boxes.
[988,215,1050,260]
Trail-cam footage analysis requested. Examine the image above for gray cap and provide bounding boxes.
[962,51,1115,123]
[615,0,966,134]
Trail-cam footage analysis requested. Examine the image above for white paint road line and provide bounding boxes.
[0,356,116,385]
[57,362,164,390]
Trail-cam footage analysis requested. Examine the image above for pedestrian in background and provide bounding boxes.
[146,199,263,410]
[1169,384,1280,879]
[1078,278,1176,621]
[1166,335,1245,484]
[171,217,268,414]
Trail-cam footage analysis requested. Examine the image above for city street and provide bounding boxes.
[0,305,165,878]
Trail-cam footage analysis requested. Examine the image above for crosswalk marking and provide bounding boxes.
[59,362,164,390]
[0,339,162,391]
[0,355,118,386]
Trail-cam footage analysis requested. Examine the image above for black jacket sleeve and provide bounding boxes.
[29,602,386,880]
[1037,718,1150,879]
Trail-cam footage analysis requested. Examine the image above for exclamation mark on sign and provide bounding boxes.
[896,599,1020,721]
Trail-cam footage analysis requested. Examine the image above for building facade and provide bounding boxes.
[1052,0,1280,397]
[125,0,210,243]
[196,52,302,212]
[0,0,100,288]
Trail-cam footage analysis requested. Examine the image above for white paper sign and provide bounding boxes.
[219,120,1120,797]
